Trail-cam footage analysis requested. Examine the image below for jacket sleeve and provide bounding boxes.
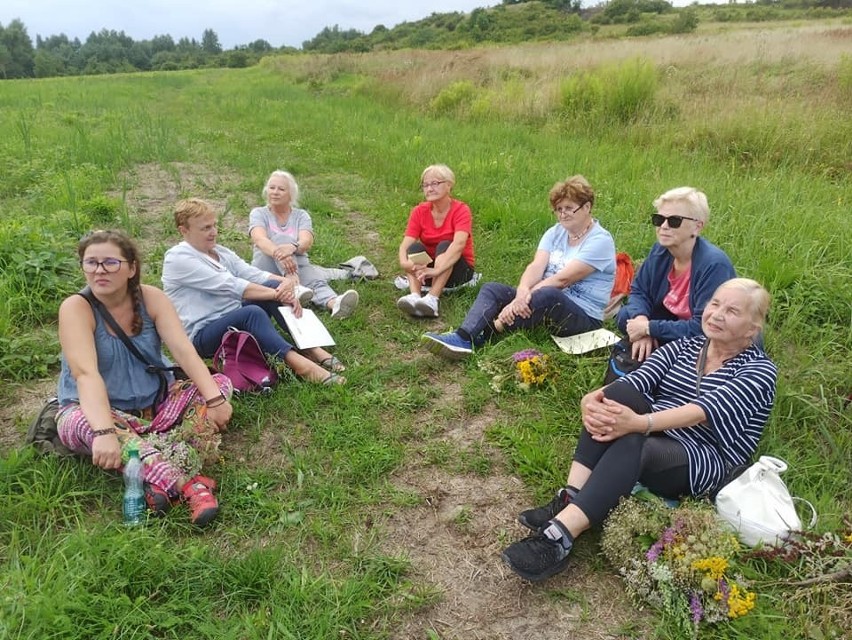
[616,247,662,332]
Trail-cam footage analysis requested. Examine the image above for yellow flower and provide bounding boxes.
[726,584,756,619]
[844,532,852,544]
[692,556,728,581]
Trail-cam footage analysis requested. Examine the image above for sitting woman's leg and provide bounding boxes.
[503,286,601,337]
[193,306,335,383]
[430,240,474,296]
[456,282,516,344]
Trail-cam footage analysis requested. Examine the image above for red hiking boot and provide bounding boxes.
[144,482,177,517]
[181,475,219,527]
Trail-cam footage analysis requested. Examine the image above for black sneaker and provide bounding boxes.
[501,525,573,582]
[517,487,574,531]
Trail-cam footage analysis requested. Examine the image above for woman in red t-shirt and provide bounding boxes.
[397,164,476,318]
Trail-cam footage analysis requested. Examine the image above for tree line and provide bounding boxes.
[0,21,290,79]
[2,0,848,78]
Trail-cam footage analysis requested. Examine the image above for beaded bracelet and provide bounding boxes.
[205,393,228,408]
[91,427,116,437]
[644,414,654,436]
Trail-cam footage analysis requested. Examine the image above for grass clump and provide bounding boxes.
[559,57,658,124]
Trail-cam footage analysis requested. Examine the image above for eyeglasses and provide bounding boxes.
[554,203,584,217]
[421,180,447,190]
[650,213,699,229]
[81,258,129,273]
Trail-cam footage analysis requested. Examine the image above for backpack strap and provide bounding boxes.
[77,288,180,407]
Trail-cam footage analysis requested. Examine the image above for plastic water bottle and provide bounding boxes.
[123,444,145,526]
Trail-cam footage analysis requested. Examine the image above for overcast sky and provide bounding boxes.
[1,1,502,49]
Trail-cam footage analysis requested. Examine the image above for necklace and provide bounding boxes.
[570,219,594,241]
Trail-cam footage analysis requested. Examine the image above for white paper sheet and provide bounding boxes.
[551,328,620,355]
[278,307,336,349]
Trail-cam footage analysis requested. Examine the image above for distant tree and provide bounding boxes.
[34,49,65,77]
[201,28,222,54]
[150,34,176,54]
[0,43,11,79]
[247,39,273,53]
[176,36,200,53]
[0,19,35,78]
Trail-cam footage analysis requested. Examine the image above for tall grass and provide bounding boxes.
[0,21,850,639]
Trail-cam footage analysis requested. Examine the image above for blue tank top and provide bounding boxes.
[57,298,172,412]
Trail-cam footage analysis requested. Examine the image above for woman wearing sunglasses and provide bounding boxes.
[615,187,735,363]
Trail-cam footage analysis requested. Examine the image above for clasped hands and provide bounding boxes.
[273,244,298,275]
[272,277,303,317]
[497,289,532,326]
[581,389,642,442]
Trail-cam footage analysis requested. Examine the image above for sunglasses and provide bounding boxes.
[650,213,699,229]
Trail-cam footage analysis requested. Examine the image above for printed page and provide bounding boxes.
[279,307,336,349]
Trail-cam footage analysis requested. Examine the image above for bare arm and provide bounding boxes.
[532,258,595,292]
[398,235,420,273]
[428,230,468,277]
[58,296,122,469]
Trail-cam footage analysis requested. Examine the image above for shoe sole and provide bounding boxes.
[501,551,570,582]
[397,297,422,317]
[297,290,314,306]
[413,300,438,317]
[191,507,219,527]
[420,334,471,360]
[331,290,359,319]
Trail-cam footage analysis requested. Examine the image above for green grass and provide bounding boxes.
[1,28,850,639]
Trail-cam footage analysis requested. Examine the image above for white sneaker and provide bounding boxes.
[330,289,359,319]
[296,285,314,306]
[414,294,439,318]
[397,293,422,317]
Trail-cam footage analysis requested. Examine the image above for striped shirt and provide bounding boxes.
[621,336,777,495]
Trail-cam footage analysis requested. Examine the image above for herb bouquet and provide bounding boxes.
[479,348,558,393]
[601,497,756,638]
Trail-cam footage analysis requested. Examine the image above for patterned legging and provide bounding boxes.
[57,374,233,497]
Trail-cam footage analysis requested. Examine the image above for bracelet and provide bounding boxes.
[644,414,654,436]
[205,393,227,408]
[91,427,116,438]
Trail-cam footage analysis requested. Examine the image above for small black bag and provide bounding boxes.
[25,397,76,457]
[603,338,643,385]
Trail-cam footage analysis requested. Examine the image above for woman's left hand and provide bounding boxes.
[587,398,642,442]
[207,402,233,432]
[276,255,298,275]
[626,317,651,343]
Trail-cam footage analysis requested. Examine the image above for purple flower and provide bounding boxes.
[512,349,542,362]
[646,540,664,562]
[689,592,703,623]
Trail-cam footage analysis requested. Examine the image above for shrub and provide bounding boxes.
[429,80,477,116]
[560,58,657,124]
[669,8,699,33]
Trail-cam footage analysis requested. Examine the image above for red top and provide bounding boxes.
[664,266,692,320]
[404,199,475,267]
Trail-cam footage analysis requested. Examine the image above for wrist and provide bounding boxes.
[205,393,227,408]
[91,427,117,438]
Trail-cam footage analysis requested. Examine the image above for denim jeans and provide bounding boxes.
[192,281,295,359]
[458,282,600,342]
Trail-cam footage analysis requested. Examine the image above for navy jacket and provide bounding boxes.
[616,237,735,344]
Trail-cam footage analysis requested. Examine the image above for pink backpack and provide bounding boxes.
[213,328,277,393]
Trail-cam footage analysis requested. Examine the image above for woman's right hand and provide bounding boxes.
[630,336,657,362]
[91,433,122,470]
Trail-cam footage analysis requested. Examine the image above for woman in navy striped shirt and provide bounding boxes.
[503,278,777,582]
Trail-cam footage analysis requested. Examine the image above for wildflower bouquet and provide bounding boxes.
[602,497,756,638]
[479,348,558,392]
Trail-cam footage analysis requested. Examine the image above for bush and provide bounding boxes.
[669,8,699,33]
[560,57,658,123]
[429,80,477,115]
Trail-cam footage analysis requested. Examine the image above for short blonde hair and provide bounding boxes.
[174,198,216,229]
[421,164,455,186]
[653,187,710,223]
[715,277,771,328]
[263,170,300,207]
[549,174,595,209]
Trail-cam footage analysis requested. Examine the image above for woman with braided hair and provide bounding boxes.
[56,230,233,527]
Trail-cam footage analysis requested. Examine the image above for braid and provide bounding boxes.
[78,229,144,335]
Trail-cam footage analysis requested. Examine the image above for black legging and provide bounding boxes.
[408,240,474,288]
[570,381,690,526]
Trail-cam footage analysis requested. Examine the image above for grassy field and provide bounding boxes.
[1,20,850,640]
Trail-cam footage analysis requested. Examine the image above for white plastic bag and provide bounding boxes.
[715,456,817,547]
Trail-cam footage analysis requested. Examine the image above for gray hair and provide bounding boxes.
[263,170,300,207]
[420,164,455,187]
[715,277,771,328]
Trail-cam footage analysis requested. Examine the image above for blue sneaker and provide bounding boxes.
[421,332,472,360]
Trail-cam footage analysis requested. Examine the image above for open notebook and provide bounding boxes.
[552,328,620,355]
